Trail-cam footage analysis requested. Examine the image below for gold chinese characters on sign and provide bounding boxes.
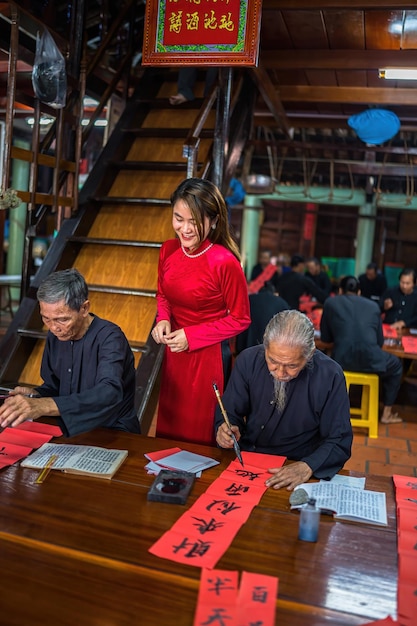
[142,0,262,66]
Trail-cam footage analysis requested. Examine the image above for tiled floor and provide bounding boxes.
[346,420,417,478]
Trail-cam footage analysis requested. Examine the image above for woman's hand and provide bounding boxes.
[165,329,189,352]
[152,321,171,344]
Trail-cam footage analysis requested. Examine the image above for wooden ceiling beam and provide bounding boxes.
[278,85,417,106]
[254,114,417,132]
[249,64,292,138]
[261,49,417,70]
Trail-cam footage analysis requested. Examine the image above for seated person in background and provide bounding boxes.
[169,67,218,105]
[276,254,328,310]
[358,262,387,302]
[216,310,353,490]
[320,275,403,424]
[305,256,332,296]
[235,281,289,353]
[248,249,281,294]
[0,268,140,436]
[380,268,417,330]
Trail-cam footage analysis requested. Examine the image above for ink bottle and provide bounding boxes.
[298,497,319,542]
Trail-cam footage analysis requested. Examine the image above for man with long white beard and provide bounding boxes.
[215,310,352,491]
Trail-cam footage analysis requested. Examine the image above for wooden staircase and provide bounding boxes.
[0,69,217,433]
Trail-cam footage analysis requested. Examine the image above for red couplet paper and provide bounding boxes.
[149,452,283,569]
[144,447,182,463]
[235,571,278,626]
[193,569,279,626]
[14,422,63,437]
[193,569,239,626]
[401,335,417,354]
[382,324,398,338]
[0,441,34,468]
[0,427,54,449]
[393,474,417,626]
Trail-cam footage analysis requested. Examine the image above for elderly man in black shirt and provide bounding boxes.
[216,310,352,491]
[0,268,139,436]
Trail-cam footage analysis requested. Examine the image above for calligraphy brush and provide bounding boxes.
[212,382,244,467]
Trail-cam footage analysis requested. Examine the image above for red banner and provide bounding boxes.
[163,0,240,46]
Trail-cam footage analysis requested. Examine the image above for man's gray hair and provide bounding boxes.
[37,268,88,312]
[263,310,315,360]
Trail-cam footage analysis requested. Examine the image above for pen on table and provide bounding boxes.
[212,382,244,467]
[34,454,58,484]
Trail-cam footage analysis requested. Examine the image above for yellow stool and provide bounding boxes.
[343,371,379,438]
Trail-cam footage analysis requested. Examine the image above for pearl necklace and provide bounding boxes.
[181,242,213,258]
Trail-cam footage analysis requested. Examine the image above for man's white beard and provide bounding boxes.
[273,378,287,413]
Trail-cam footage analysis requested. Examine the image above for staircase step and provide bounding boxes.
[121,128,214,138]
[111,161,189,171]
[90,196,170,205]
[67,237,162,248]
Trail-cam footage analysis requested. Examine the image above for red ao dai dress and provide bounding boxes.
[155,238,250,445]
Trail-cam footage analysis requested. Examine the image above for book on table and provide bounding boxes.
[290,481,388,526]
[20,442,128,479]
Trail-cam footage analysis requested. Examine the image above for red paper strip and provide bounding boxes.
[0,441,34,468]
[241,451,286,470]
[382,324,398,338]
[193,569,239,626]
[0,427,53,449]
[235,571,278,626]
[393,474,417,626]
[401,336,417,354]
[397,573,417,625]
[14,422,63,437]
[144,447,182,462]
[186,492,254,524]
[204,475,267,506]
[149,528,232,569]
[393,475,417,491]
[148,455,276,569]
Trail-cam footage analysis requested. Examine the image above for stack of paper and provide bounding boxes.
[144,447,219,476]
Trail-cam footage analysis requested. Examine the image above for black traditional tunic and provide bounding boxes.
[35,315,139,437]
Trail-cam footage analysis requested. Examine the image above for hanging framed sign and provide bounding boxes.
[142,0,262,66]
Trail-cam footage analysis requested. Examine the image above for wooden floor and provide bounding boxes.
[2,308,416,478]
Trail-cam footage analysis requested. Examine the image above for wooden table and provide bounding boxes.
[0,429,398,625]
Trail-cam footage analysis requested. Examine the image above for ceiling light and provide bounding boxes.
[379,68,417,80]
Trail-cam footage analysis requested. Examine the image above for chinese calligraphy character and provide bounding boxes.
[204,10,217,30]
[169,11,183,34]
[234,469,262,481]
[172,537,212,557]
[207,576,235,596]
[225,482,249,496]
[405,481,417,490]
[192,516,225,533]
[206,499,241,515]
[219,12,234,31]
[252,586,268,603]
[0,446,7,455]
[186,11,199,30]
[201,608,233,625]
